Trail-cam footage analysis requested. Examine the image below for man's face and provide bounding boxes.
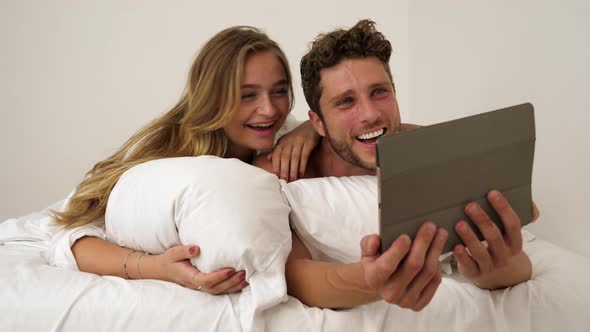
[312,56,401,170]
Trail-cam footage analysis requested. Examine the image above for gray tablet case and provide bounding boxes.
[377,103,535,254]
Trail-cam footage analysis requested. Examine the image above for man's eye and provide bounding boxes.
[371,88,387,96]
[337,97,353,106]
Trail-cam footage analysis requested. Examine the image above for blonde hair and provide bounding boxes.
[52,26,293,228]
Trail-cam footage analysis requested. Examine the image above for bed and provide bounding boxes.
[2,166,590,332]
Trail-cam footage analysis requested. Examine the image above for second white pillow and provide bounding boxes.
[280,176,378,264]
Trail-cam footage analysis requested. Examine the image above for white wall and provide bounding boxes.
[0,0,409,219]
[409,0,590,257]
[3,0,587,258]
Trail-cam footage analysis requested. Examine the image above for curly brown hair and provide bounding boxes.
[300,19,393,117]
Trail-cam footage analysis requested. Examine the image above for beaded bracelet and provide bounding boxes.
[123,249,136,279]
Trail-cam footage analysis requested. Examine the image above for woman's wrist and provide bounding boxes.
[123,251,162,281]
[139,253,165,281]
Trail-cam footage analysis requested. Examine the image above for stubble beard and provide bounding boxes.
[322,120,376,171]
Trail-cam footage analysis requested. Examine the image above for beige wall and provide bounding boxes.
[408,0,590,256]
[0,0,409,218]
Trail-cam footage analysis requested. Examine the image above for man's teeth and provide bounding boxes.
[357,128,384,140]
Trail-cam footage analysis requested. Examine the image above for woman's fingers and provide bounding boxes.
[191,268,238,292]
[208,271,248,294]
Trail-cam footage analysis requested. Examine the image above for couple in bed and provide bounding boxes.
[51,19,538,311]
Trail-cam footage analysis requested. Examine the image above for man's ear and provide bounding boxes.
[308,110,326,137]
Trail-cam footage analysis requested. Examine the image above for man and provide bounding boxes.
[255,19,537,310]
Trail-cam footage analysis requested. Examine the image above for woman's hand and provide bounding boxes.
[150,245,249,294]
[268,120,319,182]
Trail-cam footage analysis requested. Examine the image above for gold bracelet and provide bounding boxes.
[137,252,148,279]
[123,250,136,279]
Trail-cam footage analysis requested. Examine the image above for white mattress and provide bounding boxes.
[1,228,590,331]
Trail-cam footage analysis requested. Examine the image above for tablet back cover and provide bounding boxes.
[377,103,535,253]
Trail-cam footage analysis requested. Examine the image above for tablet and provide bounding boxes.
[377,103,535,253]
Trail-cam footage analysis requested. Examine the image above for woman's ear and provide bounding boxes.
[308,110,326,137]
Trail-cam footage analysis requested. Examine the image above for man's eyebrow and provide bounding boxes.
[327,89,354,105]
[241,79,288,89]
[369,81,393,90]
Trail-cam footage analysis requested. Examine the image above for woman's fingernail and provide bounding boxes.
[189,246,196,255]
[226,269,236,277]
[242,281,250,287]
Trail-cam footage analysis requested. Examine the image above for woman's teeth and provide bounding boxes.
[247,123,273,129]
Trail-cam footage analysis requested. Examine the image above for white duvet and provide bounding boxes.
[2,201,590,331]
[2,229,590,331]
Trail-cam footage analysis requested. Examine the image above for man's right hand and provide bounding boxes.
[359,222,448,311]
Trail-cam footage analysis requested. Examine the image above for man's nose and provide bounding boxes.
[357,96,380,123]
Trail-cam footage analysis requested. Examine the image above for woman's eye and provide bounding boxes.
[272,88,288,96]
[241,93,257,100]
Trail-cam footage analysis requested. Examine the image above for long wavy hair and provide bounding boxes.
[52,26,293,228]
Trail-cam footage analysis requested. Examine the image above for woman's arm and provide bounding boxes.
[72,236,248,294]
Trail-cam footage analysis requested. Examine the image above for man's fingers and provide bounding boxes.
[464,202,509,266]
[412,270,442,312]
[361,234,381,258]
[487,190,523,252]
[531,200,540,222]
[454,221,493,271]
[371,235,411,285]
[388,222,437,295]
[401,228,447,308]
[453,244,478,277]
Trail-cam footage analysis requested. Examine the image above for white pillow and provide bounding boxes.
[280,176,378,264]
[105,156,292,332]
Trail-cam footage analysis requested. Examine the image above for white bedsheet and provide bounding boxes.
[1,216,590,331]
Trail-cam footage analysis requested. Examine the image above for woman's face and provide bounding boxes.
[224,51,290,160]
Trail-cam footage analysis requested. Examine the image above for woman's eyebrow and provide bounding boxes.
[241,79,288,90]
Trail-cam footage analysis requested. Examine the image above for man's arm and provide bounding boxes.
[286,223,448,310]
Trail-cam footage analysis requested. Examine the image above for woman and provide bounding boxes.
[50,25,317,294]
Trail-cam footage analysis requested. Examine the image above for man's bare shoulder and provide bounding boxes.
[253,152,274,174]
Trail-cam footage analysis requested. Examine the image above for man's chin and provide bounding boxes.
[356,149,377,170]
[352,153,377,171]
